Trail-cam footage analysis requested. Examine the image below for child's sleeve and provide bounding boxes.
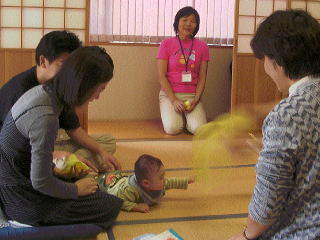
[117,186,140,211]
[164,178,188,190]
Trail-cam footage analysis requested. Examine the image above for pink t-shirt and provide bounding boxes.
[157,37,210,93]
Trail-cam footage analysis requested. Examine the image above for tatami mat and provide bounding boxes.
[84,121,260,240]
[116,168,255,222]
[114,139,258,171]
[103,138,258,240]
[112,217,247,240]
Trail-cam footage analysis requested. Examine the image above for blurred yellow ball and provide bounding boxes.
[192,112,254,192]
[184,100,191,110]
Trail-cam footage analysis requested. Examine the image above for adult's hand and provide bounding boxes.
[173,99,185,113]
[76,155,98,176]
[75,177,98,196]
[98,150,121,172]
[186,97,199,112]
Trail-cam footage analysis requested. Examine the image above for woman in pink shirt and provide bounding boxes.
[157,6,210,135]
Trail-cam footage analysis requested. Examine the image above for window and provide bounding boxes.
[90,0,235,46]
[0,0,87,48]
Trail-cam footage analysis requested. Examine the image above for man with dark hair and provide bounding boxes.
[0,30,120,172]
[228,9,320,240]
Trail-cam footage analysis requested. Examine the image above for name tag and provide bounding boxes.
[182,72,192,82]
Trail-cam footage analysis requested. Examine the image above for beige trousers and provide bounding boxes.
[159,91,207,135]
[54,130,116,168]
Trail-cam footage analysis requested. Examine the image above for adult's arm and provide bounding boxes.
[195,61,208,100]
[116,186,140,212]
[157,59,185,112]
[27,113,78,199]
[189,60,208,111]
[157,59,176,103]
[250,110,296,224]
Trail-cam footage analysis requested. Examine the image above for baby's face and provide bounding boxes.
[148,165,165,191]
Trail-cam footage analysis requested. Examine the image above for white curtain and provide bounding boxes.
[90,0,235,45]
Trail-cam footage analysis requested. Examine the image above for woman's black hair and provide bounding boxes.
[251,10,320,79]
[173,6,200,37]
[52,46,114,108]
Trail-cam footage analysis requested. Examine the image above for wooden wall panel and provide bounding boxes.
[253,58,283,103]
[4,50,34,83]
[0,51,5,87]
[231,55,256,106]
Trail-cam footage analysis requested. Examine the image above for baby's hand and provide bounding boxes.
[188,176,195,184]
[132,203,150,213]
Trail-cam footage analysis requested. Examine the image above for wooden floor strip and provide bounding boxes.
[115,213,248,226]
[122,164,255,172]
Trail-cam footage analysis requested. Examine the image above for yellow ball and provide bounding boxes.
[184,100,191,110]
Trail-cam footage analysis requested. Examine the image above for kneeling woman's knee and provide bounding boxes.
[187,121,205,135]
[163,123,183,135]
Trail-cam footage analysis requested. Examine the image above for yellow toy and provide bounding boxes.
[192,112,254,191]
[184,100,191,110]
[53,154,89,179]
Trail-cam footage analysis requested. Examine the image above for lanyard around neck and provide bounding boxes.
[177,36,194,72]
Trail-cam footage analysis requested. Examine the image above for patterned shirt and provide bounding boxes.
[249,76,320,240]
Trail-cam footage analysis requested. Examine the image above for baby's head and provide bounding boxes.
[134,154,165,191]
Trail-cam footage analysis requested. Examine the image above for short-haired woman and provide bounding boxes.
[228,9,320,240]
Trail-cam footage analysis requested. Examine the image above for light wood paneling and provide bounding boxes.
[254,58,283,103]
[0,49,34,87]
[0,51,5,87]
[4,49,34,82]
[232,55,256,106]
